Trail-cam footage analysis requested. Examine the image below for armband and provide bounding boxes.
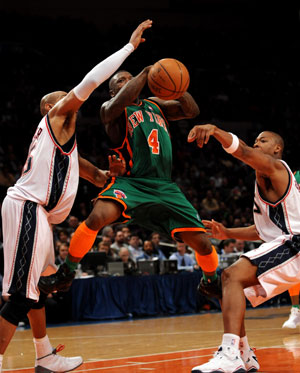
[222,133,239,154]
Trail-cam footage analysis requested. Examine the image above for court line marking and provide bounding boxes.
[4,345,300,372]
[11,326,289,342]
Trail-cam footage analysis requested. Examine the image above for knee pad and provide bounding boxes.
[0,293,34,326]
[30,292,48,309]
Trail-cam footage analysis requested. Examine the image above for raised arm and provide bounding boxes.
[48,20,153,125]
[149,91,200,121]
[101,66,152,126]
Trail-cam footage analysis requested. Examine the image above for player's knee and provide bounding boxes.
[221,265,239,286]
[0,293,34,326]
[86,200,121,230]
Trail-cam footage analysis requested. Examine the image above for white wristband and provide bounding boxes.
[222,133,239,154]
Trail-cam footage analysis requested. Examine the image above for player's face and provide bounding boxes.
[253,132,277,156]
[110,71,133,97]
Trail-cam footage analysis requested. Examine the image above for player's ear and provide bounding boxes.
[274,144,282,156]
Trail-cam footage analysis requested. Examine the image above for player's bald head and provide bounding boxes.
[40,91,67,116]
[265,131,284,156]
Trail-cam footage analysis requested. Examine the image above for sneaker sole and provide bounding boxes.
[35,360,83,373]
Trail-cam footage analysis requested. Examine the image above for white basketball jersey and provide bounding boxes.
[253,160,300,242]
[8,115,79,224]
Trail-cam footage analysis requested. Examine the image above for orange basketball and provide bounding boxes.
[148,58,190,100]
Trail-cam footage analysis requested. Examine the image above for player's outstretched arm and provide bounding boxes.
[188,124,284,177]
[49,19,153,119]
[203,220,260,241]
[78,154,126,188]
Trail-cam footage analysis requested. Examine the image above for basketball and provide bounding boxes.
[147,58,190,100]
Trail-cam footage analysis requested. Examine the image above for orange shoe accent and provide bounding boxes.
[68,221,98,259]
[288,283,300,297]
[195,245,219,273]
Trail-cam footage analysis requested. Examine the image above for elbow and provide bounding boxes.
[186,106,200,119]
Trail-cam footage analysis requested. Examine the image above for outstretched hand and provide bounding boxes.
[187,124,216,148]
[202,219,229,240]
[107,155,126,177]
[129,19,153,50]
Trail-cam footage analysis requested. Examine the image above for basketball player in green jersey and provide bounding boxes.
[39,67,221,298]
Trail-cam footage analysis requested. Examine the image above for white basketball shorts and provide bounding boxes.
[243,234,300,307]
[1,196,56,301]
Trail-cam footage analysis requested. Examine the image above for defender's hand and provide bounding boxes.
[107,155,126,177]
[187,124,216,148]
[129,19,153,50]
[202,219,229,240]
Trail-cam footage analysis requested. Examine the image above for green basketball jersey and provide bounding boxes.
[112,99,173,179]
[294,170,300,184]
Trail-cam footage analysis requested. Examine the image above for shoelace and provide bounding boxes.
[36,344,65,361]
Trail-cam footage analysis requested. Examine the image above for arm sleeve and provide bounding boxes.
[73,43,134,101]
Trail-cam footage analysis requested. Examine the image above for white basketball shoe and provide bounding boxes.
[35,345,83,372]
[191,345,246,373]
[282,307,300,329]
[240,348,260,372]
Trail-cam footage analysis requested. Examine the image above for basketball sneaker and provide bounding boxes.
[240,348,260,372]
[282,307,300,329]
[191,345,246,373]
[35,345,83,372]
[197,275,222,299]
[38,263,75,294]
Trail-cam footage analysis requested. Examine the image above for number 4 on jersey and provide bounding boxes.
[148,129,160,154]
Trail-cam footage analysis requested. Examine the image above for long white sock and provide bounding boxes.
[0,354,3,372]
[222,333,240,350]
[239,336,250,351]
[33,335,52,359]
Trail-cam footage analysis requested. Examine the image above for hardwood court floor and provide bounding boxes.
[3,305,300,372]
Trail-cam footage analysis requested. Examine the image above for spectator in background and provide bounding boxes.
[58,229,70,245]
[116,247,136,275]
[101,225,115,242]
[235,239,245,254]
[97,240,116,262]
[128,233,143,262]
[121,226,131,245]
[221,239,237,255]
[201,189,220,218]
[169,242,196,271]
[137,240,165,261]
[111,230,128,255]
[55,243,69,266]
[150,231,169,258]
[67,215,80,234]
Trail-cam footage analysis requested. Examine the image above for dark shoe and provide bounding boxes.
[38,263,75,294]
[197,275,222,299]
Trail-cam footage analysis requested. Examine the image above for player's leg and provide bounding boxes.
[39,199,122,294]
[282,283,300,328]
[28,301,82,372]
[180,231,221,298]
[192,258,258,373]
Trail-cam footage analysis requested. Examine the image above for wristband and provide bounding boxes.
[222,133,239,154]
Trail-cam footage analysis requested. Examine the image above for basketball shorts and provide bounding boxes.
[98,176,206,241]
[243,234,300,307]
[1,196,56,301]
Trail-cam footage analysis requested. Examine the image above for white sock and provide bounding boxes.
[222,333,240,350]
[33,335,52,359]
[0,354,3,372]
[239,336,250,351]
